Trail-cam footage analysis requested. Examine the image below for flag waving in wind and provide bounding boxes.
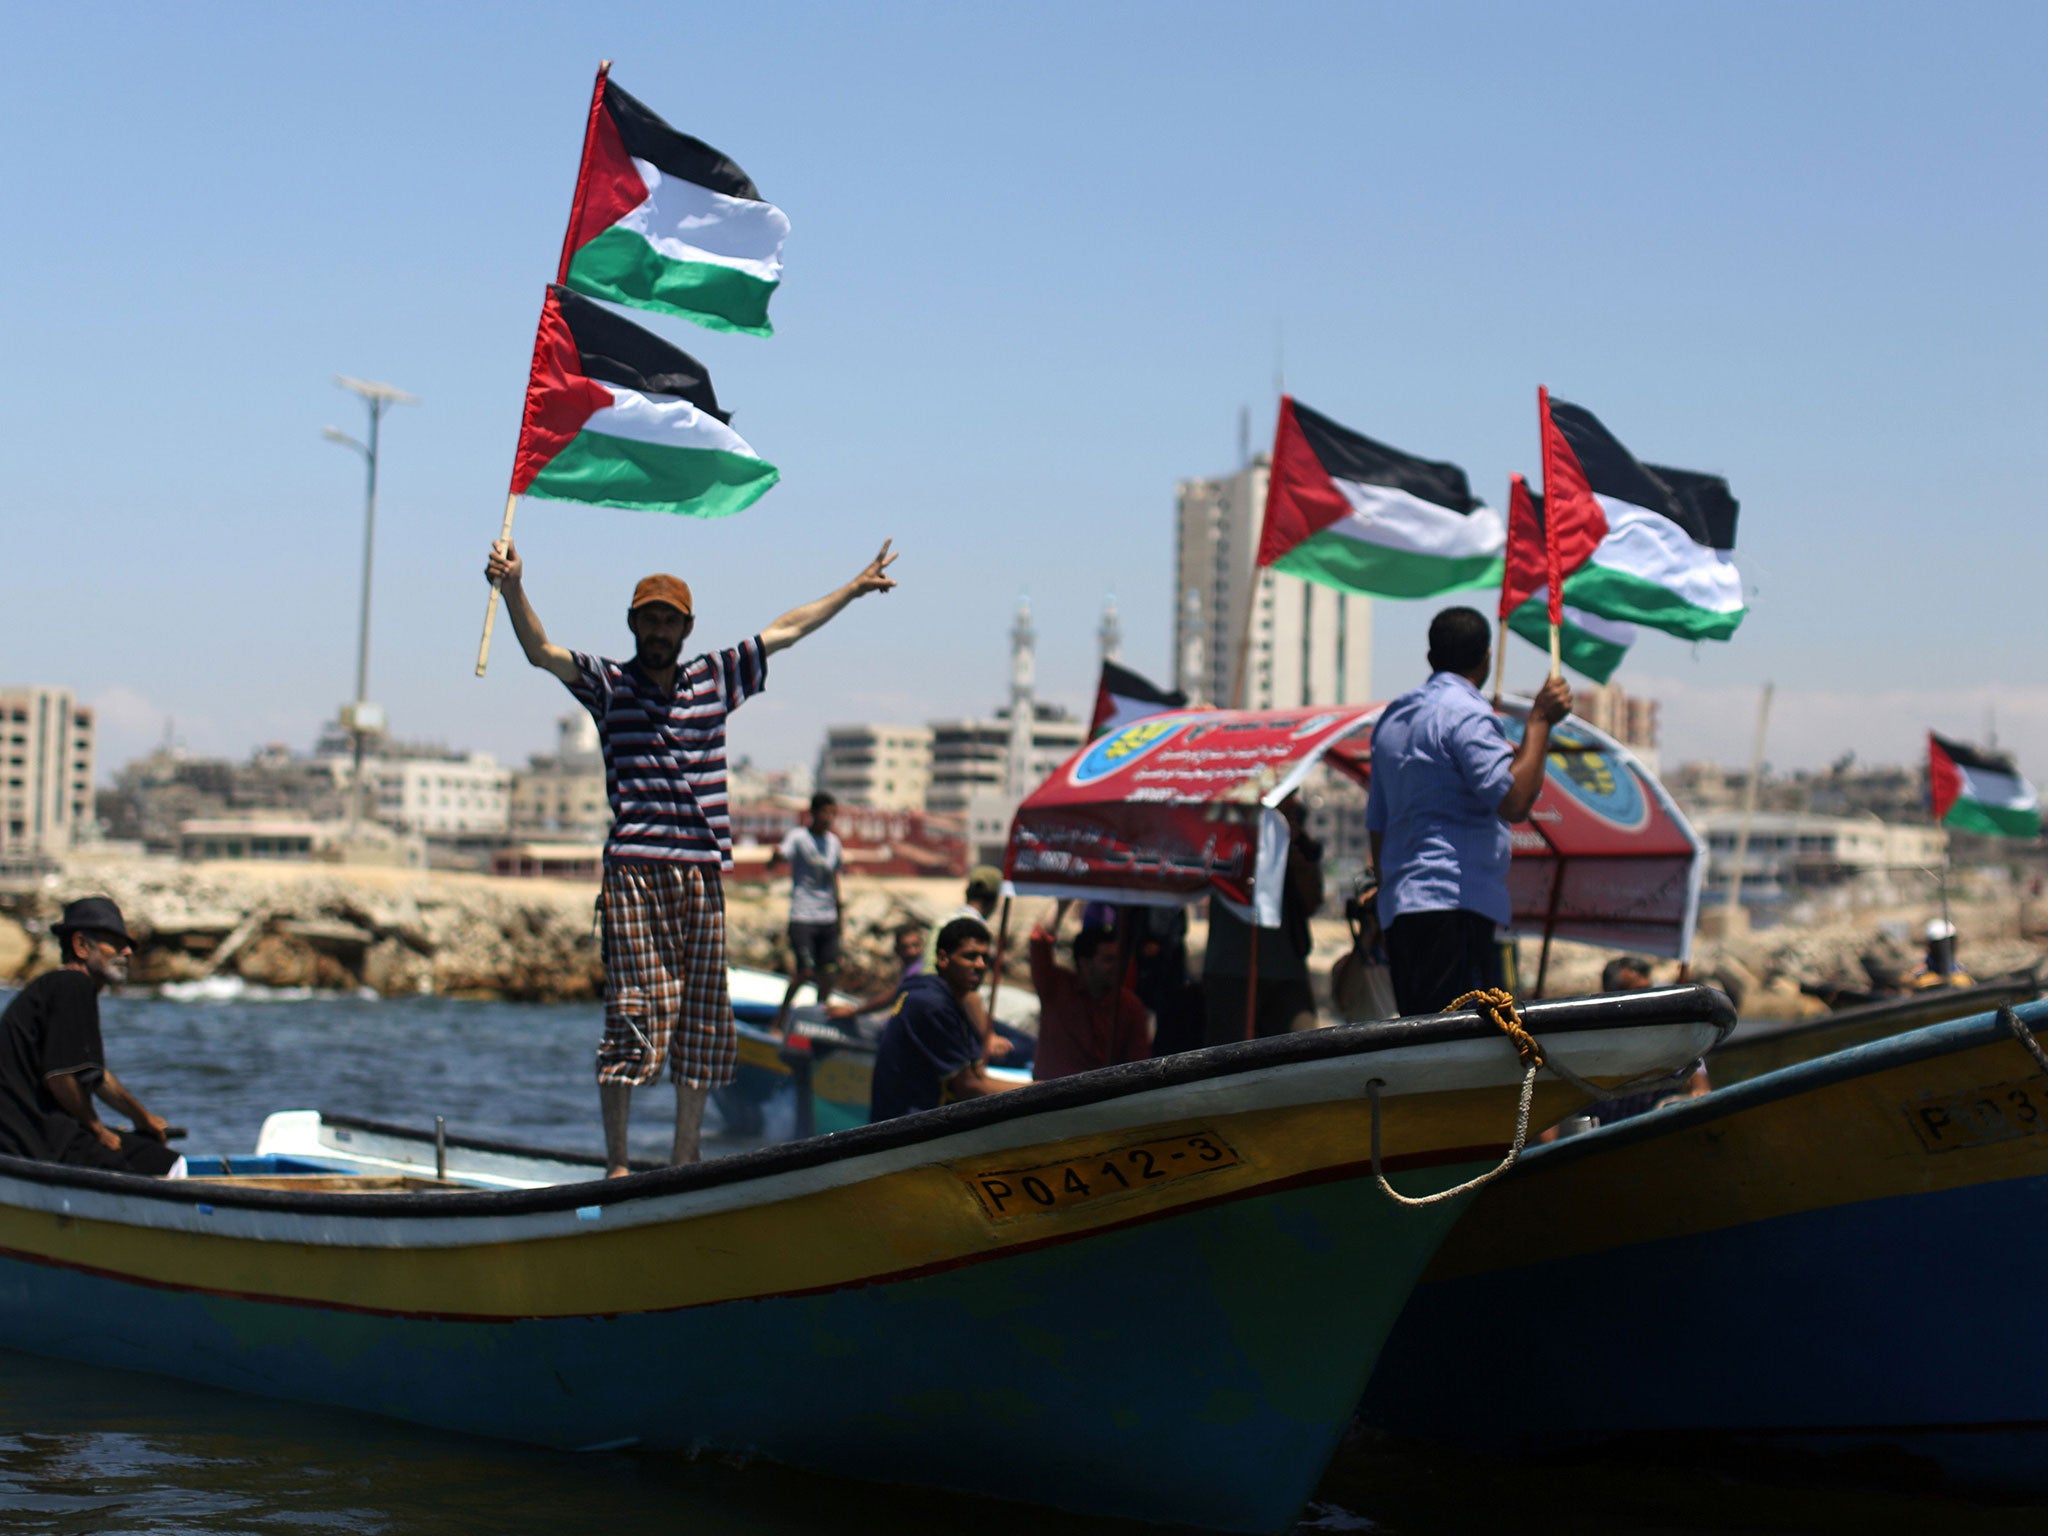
[511,285,779,517]
[1090,661,1190,739]
[1541,395,1746,641]
[1259,397,1504,598]
[1500,472,1636,682]
[558,66,790,337]
[1930,733,2041,840]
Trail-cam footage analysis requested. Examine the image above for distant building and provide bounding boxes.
[369,754,511,837]
[1696,811,1946,908]
[511,715,609,840]
[728,803,966,882]
[510,770,610,840]
[0,686,96,863]
[178,816,328,862]
[729,759,813,806]
[490,842,604,881]
[1173,456,1373,710]
[1573,683,1661,776]
[816,724,933,811]
[926,711,1086,819]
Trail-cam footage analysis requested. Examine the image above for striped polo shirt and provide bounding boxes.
[565,637,767,868]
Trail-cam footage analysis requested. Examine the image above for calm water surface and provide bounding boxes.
[1,988,2044,1534]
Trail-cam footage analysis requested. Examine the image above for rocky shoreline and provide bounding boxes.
[2,854,2040,1019]
[0,856,994,1003]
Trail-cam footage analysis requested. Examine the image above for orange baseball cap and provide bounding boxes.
[629,574,694,616]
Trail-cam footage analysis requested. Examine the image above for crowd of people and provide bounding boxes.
[816,605,1596,1124]
[0,596,1750,1177]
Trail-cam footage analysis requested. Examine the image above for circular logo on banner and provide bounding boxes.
[1541,727,1648,829]
[1070,716,1190,787]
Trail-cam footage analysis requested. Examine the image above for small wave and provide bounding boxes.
[154,977,321,1004]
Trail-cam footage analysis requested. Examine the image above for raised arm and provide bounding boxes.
[1497,675,1573,822]
[760,541,899,655]
[484,540,579,684]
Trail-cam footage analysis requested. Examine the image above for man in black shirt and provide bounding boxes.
[0,897,178,1175]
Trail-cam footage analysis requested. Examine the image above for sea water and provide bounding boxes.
[0,989,2039,1534]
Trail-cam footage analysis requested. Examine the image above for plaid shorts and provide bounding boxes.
[597,861,736,1089]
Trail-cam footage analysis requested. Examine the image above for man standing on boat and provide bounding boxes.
[768,791,845,1034]
[0,897,181,1176]
[484,538,899,1175]
[1367,607,1571,1015]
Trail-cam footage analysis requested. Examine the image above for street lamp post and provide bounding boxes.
[323,375,416,840]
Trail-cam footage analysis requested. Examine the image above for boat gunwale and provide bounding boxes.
[0,984,1734,1219]
[1510,996,2048,1174]
[1711,975,2039,1055]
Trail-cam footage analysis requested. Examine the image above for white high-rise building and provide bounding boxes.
[0,686,96,858]
[1173,455,1373,710]
[816,724,933,811]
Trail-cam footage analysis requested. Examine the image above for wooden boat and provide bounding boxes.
[1708,974,2039,1087]
[1362,998,2048,1493]
[0,986,1727,1533]
[722,966,1030,1137]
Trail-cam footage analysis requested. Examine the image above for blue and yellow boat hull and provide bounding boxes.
[0,989,1729,1531]
[1364,999,2048,1491]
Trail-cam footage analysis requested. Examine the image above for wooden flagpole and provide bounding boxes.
[475,494,519,676]
[478,61,611,680]
[1537,389,1567,684]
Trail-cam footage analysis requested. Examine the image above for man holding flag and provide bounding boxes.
[484,537,898,1175]
[1367,608,1571,1015]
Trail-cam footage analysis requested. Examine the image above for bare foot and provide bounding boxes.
[606,1166,631,1179]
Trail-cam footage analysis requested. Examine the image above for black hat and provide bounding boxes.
[52,896,133,946]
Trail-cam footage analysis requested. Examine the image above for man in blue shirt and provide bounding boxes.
[869,917,1020,1120]
[1366,607,1571,1015]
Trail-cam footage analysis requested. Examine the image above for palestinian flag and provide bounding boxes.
[1506,595,1635,683]
[1542,393,1746,640]
[557,67,788,337]
[1500,471,1635,681]
[1930,733,2041,839]
[1258,397,1503,598]
[1091,661,1188,739]
[510,285,778,517]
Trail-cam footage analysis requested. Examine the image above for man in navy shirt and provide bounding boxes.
[1366,608,1570,1015]
[870,917,1020,1121]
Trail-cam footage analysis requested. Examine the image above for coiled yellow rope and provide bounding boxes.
[1444,987,1544,1070]
[1365,988,1544,1209]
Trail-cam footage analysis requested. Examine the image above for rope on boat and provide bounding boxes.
[2001,1004,2048,1077]
[1363,986,1702,1208]
[1365,989,1541,1208]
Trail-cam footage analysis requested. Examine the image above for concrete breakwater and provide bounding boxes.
[0,857,958,1002]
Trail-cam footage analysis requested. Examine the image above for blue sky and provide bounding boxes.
[3,2,2044,780]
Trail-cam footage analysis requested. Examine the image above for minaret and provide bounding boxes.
[1004,593,1036,798]
[1180,588,1209,705]
[1098,593,1122,667]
